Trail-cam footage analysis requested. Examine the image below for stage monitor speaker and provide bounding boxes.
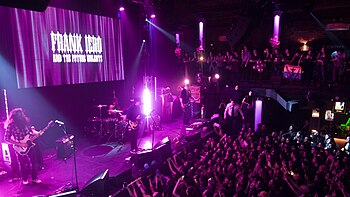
[0,0,50,12]
[185,131,201,142]
[109,168,132,191]
[131,149,155,168]
[48,190,77,197]
[80,169,109,196]
[155,137,172,161]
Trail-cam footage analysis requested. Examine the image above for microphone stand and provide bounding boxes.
[58,123,79,193]
[149,111,160,150]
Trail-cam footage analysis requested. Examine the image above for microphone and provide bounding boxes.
[55,120,65,125]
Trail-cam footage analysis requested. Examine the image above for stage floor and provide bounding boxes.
[0,118,206,197]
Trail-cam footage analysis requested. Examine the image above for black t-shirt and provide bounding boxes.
[232,90,242,103]
[126,104,141,122]
[180,88,191,104]
[244,95,253,105]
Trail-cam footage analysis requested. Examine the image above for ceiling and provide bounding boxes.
[159,0,350,48]
[2,0,349,48]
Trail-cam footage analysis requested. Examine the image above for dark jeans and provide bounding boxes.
[129,128,138,150]
[9,145,20,178]
[183,104,191,125]
[242,104,254,127]
[16,145,39,180]
[225,115,241,137]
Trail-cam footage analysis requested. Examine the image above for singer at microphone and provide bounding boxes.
[55,120,65,125]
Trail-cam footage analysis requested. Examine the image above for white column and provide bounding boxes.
[254,100,263,131]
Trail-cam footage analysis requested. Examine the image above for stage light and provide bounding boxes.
[300,43,309,51]
[199,56,204,61]
[143,140,152,150]
[161,137,170,144]
[150,14,156,18]
[254,100,262,131]
[119,7,125,11]
[270,11,282,48]
[199,21,204,50]
[142,39,146,43]
[214,74,220,79]
[274,14,280,38]
[142,88,152,116]
[184,79,190,85]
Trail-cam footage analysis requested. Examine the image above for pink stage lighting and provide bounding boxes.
[142,88,152,116]
[184,79,190,85]
[214,74,220,79]
[161,137,170,144]
[119,7,125,12]
[270,11,281,48]
[199,21,204,50]
[254,99,262,131]
[142,140,153,150]
[150,14,156,18]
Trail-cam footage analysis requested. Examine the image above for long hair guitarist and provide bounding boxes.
[4,108,44,185]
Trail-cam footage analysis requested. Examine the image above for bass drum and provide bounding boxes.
[114,120,128,142]
[84,117,101,136]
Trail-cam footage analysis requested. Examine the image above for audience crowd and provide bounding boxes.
[183,46,350,85]
[119,46,350,197]
[123,123,350,197]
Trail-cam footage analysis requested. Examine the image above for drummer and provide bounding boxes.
[108,97,123,120]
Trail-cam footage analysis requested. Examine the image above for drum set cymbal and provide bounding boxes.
[96,104,108,108]
[86,105,127,143]
[108,109,123,113]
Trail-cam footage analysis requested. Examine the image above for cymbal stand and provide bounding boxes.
[107,120,125,144]
[149,112,160,150]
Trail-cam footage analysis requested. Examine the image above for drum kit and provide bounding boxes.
[84,104,127,143]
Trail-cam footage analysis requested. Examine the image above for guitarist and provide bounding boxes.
[126,98,142,153]
[180,84,197,126]
[4,108,42,185]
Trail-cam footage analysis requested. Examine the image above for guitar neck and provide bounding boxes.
[30,124,52,141]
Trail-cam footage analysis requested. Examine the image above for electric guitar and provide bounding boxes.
[13,121,55,155]
[128,115,143,130]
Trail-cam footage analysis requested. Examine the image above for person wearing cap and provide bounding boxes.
[180,84,197,126]
[126,98,142,152]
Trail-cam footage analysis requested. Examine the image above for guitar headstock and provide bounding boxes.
[48,120,55,127]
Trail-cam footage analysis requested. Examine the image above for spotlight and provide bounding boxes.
[119,7,125,11]
[143,140,152,150]
[199,56,204,61]
[161,137,170,144]
[214,74,220,79]
[300,43,309,52]
[143,39,146,43]
[184,79,190,85]
[143,88,152,116]
[150,14,156,18]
